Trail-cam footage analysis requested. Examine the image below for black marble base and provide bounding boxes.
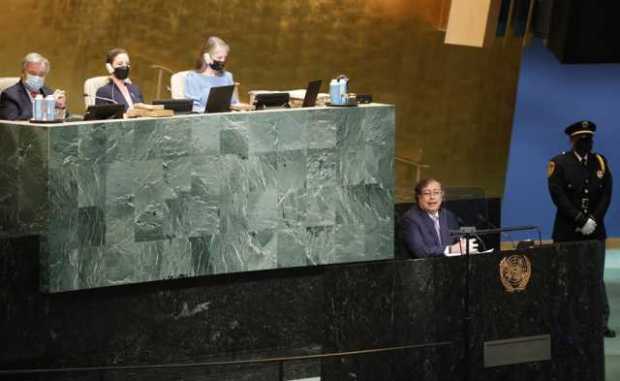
[0,236,604,381]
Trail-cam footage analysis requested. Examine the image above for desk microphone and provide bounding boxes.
[451,215,487,252]
[476,213,515,250]
[84,93,118,104]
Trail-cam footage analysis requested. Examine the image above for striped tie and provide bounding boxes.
[432,215,442,245]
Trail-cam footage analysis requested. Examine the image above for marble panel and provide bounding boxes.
[306,108,342,150]
[305,225,335,265]
[278,187,307,229]
[0,126,20,230]
[77,206,105,247]
[220,127,249,159]
[0,105,394,291]
[76,160,106,208]
[246,112,277,154]
[76,122,107,160]
[276,149,306,192]
[276,228,307,267]
[160,238,194,279]
[305,186,337,228]
[189,235,214,274]
[189,116,221,155]
[17,126,50,229]
[276,110,308,152]
[306,148,338,189]
[101,121,137,163]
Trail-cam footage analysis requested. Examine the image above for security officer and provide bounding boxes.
[547,120,614,337]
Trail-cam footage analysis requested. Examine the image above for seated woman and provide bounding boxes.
[399,178,477,258]
[185,36,238,112]
[95,48,144,111]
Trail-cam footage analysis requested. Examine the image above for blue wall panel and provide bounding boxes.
[503,39,620,239]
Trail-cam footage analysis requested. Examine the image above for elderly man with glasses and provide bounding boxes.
[0,52,66,121]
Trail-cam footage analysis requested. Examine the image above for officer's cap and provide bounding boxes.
[565,120,596,137]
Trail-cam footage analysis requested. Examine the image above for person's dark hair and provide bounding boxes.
[106,48,128,64]
[414,178,442,202]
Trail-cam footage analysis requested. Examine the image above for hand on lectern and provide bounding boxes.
[468,239,479,254]
[449,239,479,255]
[448,241,463,255]
[459,238,479,254]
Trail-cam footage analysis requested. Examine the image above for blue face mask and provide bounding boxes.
[24,74,45,92]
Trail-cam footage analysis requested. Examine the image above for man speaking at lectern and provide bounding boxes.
[547,120,614,337]
[400,178,478,258]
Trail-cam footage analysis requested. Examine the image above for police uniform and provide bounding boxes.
[547,120,614,336]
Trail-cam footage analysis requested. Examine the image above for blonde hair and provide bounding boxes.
[194,36,230,71]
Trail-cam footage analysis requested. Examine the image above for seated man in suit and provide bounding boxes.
[0,52,66,120]
[400,178,478,258]
[95,48,144,112]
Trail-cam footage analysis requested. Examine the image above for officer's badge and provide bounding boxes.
[582,121,589,128]
[597,170,604,179]
[547,161,555,177]
[499,254,531,293]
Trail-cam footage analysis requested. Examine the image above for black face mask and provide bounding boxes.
[574,136,593,156]
[209,60,225,72]
[113,66,130,80]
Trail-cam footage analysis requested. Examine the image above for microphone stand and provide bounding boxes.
[448,224,540,381]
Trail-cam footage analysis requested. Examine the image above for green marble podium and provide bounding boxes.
[0,105,395,292]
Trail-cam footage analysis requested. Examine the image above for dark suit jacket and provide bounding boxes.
[399,205,460,258]
[548,151,612,241]
[0,81,53,120]
[95,81,144,111]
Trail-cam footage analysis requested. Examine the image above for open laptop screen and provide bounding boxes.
[205,85,235,113]
[302,80,322,107]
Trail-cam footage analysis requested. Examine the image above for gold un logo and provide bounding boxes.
[499,254,531,293]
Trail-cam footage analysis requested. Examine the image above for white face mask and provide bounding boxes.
[24,74,45,91]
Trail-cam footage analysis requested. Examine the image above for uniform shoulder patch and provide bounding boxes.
[547,161,556,177]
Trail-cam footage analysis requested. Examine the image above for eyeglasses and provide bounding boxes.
[420,190,443,198]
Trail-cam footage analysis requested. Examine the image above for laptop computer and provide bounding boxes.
[254,92,290,109]
[302,80,322,107]
[84,104,124,121]
[152,99,193,114]
[204,85,235,113]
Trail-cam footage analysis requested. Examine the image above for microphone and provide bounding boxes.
[475,213,494,228]
[451,214,487,253]
[84,93,118,104]
[476,213,515,250]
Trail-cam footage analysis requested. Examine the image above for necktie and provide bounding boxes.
[432,215,442,245]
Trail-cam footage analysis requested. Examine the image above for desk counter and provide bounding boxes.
[0,104,395,292]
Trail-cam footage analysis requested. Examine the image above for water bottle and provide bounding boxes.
[338,76,348,105]
[33,94,44,121]
[44,95,56,121]
[329,78,340,105]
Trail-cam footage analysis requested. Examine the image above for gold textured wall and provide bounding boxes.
[0,0,523,200]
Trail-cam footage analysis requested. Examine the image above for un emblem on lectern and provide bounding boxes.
[499,255,531,293]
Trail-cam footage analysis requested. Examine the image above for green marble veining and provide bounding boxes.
[0,105,395,292]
